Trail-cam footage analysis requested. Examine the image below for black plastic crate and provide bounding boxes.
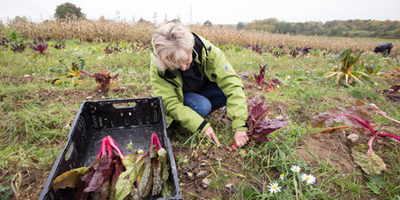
[39,97,182,200]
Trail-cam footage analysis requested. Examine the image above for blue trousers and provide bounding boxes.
[183,82,227,118]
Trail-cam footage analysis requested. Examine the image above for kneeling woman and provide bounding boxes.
[150,23,249,147]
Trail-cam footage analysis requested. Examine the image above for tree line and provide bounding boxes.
[237,18,400,39]
[9,2,400,39]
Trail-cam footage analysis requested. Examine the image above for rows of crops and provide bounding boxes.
[1,19,399,55]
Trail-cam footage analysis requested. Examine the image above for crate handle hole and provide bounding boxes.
[64,143,74,160]
[113,102,136,108]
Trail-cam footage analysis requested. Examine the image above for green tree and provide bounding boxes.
[237,22,244,30]
[138,18,151,24]
[55,2,85,20]
[13,16,28,23]
[203,20,212,27]
[169,18,181,23]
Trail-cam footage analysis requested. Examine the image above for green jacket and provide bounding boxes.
[150,33,248,134]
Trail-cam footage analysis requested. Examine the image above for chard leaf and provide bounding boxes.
[388,85,400,94]
[158,148,172,197]
[52,167,90,189]
[138,161,153,198]
[158,148,169,181]
[351,144,386,175]
[387,94,400,103]
[153,149,167,196]
[239,74,251,81]
[310,105,374,131]
[84,156,115,192]
[161,181,172,198]
[108,165,120,200]
[254,119,290,135]
[149,145,157,159]
[135,158,146,184]
[121,153,138,167]
[75,167,95,200]
[152,162,162,196]
[246,95,289,143]
[157,148,167,164]
[90,178,110,200]
[115,167,135,200]
[49,67,67,76]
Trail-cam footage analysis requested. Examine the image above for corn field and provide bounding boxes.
[1,19,399,54]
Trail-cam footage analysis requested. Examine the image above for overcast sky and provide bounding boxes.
[1,0,400,24]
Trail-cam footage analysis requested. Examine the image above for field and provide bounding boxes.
[1,20,400,200]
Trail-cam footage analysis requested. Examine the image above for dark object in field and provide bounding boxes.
[374,43,393,55]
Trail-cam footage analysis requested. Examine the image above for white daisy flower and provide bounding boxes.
[280,174,285,180]
[268,182,281,194]
[301,174,316,185]
[291,165,301,173]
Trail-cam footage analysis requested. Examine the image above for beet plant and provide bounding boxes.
[231,94,289,151]
[10,41,26,53]
[81,67,122,97]
[53,40,66,50]
[0,37,8,50]
[311,100,400,175]
[104,45,121,54]
[28,37,49,54]
[240,62,281,92]
[383,85,400,103]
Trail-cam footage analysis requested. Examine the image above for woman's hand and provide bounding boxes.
[234,130,249,147]
[204,126,220,146]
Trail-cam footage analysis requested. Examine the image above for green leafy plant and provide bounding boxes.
[0,172,22,200]
[359,61,381,76]
[385,59,400,77]
[365,175,384,195]
[11,173,22,200]
[0,173,14,199]
[49,56,86,85]
[6,30,20,43]
[320,48,371,87]
[50,56,86,77]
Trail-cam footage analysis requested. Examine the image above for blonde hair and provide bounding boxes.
[151,23,195,71]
